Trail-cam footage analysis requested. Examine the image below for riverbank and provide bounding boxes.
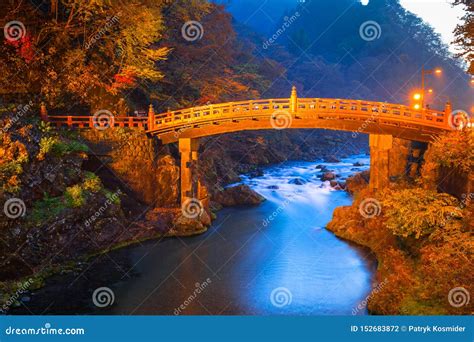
[327,134,473,316]
[5,155,377,315]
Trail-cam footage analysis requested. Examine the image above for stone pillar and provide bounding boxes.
[148,104,155,131]
[40,102,49,122]
[179,138,200,205]
[290,86,298,113]
[444,101,452,128]
[369,134,393,191]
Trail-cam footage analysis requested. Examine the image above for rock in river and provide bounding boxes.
[321,172,336,181]
[213,185,265,207]
[289,178,307,185]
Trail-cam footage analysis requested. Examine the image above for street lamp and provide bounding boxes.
[421,66,442,108]
[411,92,423,110]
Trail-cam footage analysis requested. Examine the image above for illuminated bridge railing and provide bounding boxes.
[149,98,448,134]
[44,97,449,137]
[47,115,148,129]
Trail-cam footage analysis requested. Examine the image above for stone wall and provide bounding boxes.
[389,138,427,180]
[79,128,180,208]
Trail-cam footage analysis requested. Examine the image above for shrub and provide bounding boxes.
[83,172,102,193]
[103,189,121,205]
[0,135,29,193]
[37,136,59,160]
[64,185,85,207]
[425,130,473,173]
[382,188,463,239]
[38,137,88,160]
[31,194,66,223]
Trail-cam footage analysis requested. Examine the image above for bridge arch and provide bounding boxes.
[44,87,453,207]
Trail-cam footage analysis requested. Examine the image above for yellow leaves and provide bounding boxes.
[0,134,29,194]
[381,188,463,239]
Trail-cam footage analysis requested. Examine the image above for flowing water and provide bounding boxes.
[11,155,376,315]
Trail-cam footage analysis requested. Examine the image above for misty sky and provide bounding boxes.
[216,0,466,52]
[399,0,465,52]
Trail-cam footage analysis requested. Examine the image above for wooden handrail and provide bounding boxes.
[45,97,451,136]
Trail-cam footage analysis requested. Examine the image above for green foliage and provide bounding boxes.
[30,172,108,223]
[38,121,53,134]
[38,137,88,160]
[83,172,102,193]
[64,185,85,208]
[381,188,463,239]
[38,137,58,160]
[31,193,67,223]
[103,189,121,205]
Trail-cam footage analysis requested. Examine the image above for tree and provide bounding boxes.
[0,0,170,111]
[453,0,474,74]
[381,188,463,239]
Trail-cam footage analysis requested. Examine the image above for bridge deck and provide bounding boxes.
[46,97,451,143]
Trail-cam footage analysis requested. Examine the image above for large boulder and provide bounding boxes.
[321,172,336,181]
[289,178,307,185]
[346,171,370,194]
[213,185,265,207]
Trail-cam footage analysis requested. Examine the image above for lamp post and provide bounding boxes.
[421,66,442,108]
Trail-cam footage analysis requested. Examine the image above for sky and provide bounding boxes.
[398,0,465,52]
[216,1,466,52]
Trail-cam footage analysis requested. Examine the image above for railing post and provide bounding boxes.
[290,86,298,114]
[148,104,155,131]
[40,102,49,122]
[444,101,452,127]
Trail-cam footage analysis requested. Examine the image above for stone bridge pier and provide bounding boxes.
[179,138,208,209]
[369,134,393,191]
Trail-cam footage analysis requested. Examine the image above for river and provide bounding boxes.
[11,154,376,315]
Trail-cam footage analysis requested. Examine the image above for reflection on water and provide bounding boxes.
[12,155,376,315]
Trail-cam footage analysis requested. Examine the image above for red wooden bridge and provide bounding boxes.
[42,87,456,206]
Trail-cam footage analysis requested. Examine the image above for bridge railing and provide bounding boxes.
[43,97,448,133]
[47,115,148,129]
[150,98,447,133]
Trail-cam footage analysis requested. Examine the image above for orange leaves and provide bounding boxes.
[4,35,35,63]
